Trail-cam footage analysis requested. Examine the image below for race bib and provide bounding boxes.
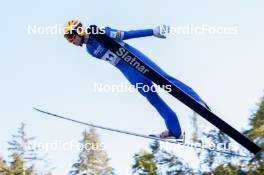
[101,50,121,65]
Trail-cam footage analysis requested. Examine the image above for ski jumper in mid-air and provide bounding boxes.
[63,20,210,139]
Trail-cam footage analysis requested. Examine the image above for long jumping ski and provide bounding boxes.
[34,108,249,157]
[88,25,261,155]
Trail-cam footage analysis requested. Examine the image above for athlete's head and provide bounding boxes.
[63,20,89,47]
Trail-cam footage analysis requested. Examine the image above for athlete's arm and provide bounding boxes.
[104,27,153,41]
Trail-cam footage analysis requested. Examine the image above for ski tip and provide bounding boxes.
[33,107,56,118]
[33,107,46,114]
[33,107,41,112]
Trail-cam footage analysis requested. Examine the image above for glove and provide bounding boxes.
[153,25,170,39]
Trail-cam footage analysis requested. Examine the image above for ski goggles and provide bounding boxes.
[64,33,78,43]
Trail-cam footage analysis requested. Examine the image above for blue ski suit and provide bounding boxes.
[86,27,209,138]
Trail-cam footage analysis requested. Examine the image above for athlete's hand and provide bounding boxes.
[153,25,170,39]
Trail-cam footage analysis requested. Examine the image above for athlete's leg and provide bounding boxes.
[163,73,210,110]
[136,80,182,137]
[115,60,182,137]
[124,44,210,110]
